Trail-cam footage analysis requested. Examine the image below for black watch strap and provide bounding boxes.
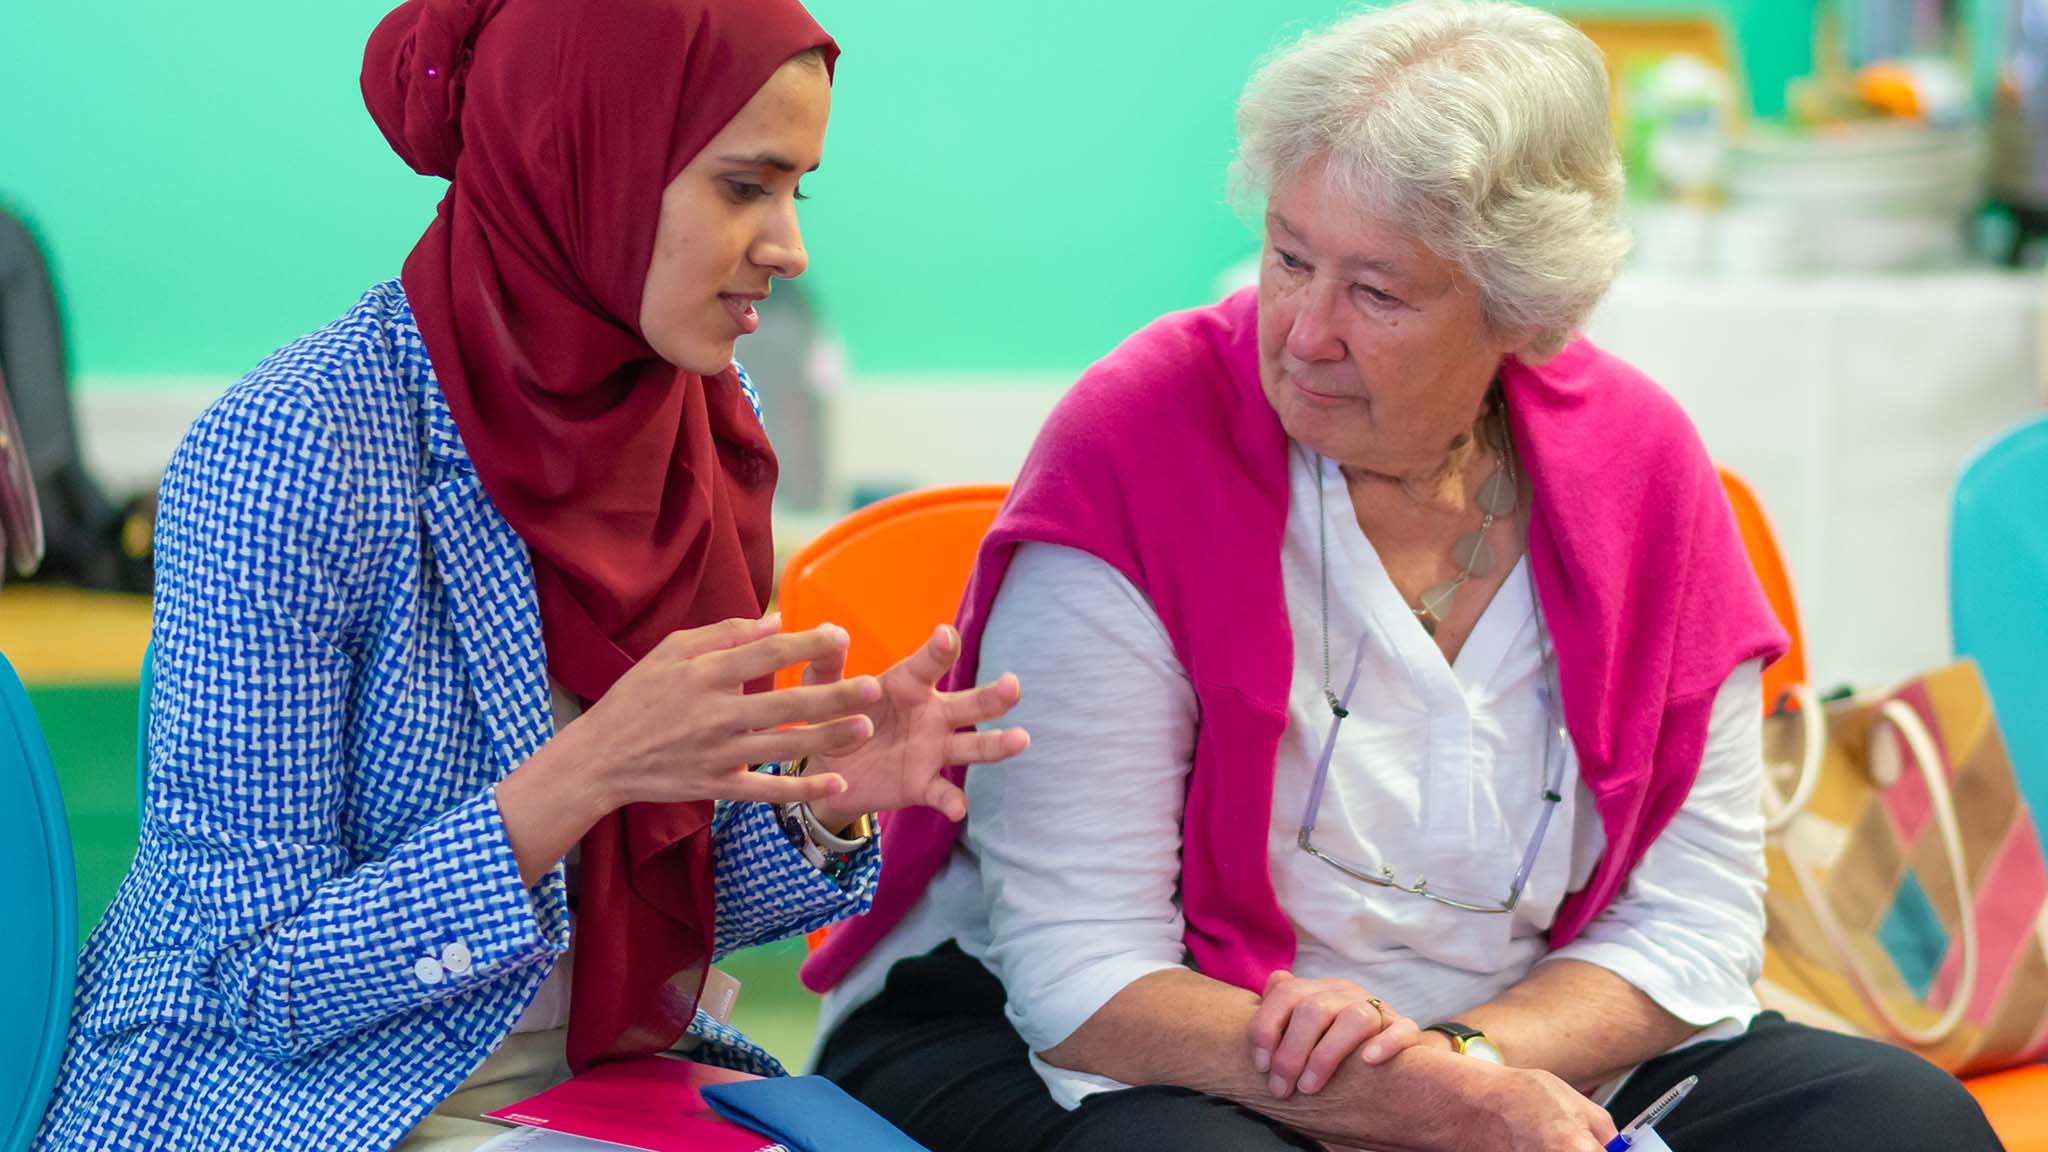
[1424,1021,1505,1064]
[1424,1021,1486,1054]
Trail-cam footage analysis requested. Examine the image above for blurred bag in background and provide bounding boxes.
[0,205,152,594]
[1757,663,2048,1078]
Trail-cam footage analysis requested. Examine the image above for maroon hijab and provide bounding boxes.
[362,0,837,1070]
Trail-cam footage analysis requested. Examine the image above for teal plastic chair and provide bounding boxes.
[1951,413,2048,823]
[0,651,77,1152]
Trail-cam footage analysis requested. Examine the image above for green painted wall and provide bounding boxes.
[2,1,1825,385]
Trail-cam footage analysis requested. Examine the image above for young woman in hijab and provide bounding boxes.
[33,1,1028,1148]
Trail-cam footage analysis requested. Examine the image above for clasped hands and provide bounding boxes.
[1248,972,1616,1152]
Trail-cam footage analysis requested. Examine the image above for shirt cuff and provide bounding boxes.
[1000,950,1185,1054]
[1028,1051,1139,1111]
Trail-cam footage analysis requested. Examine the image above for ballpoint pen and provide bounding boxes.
[1604,1075,1699,1151]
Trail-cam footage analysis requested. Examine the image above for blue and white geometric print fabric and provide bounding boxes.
[733,358,765,424]
[33,282,876,1151]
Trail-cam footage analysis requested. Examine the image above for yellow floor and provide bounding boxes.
[0,585,151,683]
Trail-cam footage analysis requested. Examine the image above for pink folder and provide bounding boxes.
[485,1056,778,1152]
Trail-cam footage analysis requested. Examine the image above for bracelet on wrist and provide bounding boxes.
[775,760,874,881]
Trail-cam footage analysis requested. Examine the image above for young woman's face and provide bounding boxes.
[639,54,831,374]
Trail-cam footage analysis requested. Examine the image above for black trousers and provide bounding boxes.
[817,942,2006,1152]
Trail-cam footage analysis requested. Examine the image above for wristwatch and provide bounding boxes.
[775,759,876,882]
[1424,1022,1505,1065]
[790,757,877,842]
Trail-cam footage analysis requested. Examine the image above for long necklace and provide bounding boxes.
[1315,400,1521,712]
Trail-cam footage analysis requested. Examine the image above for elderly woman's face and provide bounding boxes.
[639,55,831,375]
[1257,158,1525,476]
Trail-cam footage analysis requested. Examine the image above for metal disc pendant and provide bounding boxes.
[1477,466,1519,518]
[1453,531,1495,578]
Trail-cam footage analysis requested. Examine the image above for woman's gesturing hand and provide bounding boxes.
[806,623,1029,829]
[571,613,887,808]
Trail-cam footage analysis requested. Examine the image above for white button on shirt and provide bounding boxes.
[414,956,447,987]
[816,443,1769,1109]
[442,941,474,977]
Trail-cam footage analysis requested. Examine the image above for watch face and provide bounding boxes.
[1463,1034,1506,1065]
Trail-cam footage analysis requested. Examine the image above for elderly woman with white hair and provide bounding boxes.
[801,3,2005,1150]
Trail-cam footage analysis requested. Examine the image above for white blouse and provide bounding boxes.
[816,446,1768,1108]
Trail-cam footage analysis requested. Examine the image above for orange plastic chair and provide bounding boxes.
[1716,466,1808,711]
[774,484,1011,690]
[1964,1064,2048,1152]
[775,485,1010,951]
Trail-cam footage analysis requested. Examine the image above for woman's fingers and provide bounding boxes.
[728,677,880,731]
[731,715,874,765]
[1360,1013,1419,1065]
[714,766,850,807]
[921,776,968,822]
[661,614,780,662]
[1268,992,1357,1097]
[940,673,1022,727]
[892,625,961,689]
[1298,1005,1384,1094]
[1248,971,1303,1072]
[700,624,849,686]
[946,727,1030,766]
[801,639,849,687]
[1250,978,1400,1097]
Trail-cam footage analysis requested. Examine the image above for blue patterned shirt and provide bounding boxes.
[34,282,875,1151]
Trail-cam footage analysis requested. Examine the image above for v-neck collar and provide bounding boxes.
[1302,447,1535,702]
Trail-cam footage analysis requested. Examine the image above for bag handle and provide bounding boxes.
[0,367,45,584]
[1763,684,1826,833]
[1763,693,1980,1049]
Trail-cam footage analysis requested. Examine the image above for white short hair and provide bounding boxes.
[1234,0,1629,358]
